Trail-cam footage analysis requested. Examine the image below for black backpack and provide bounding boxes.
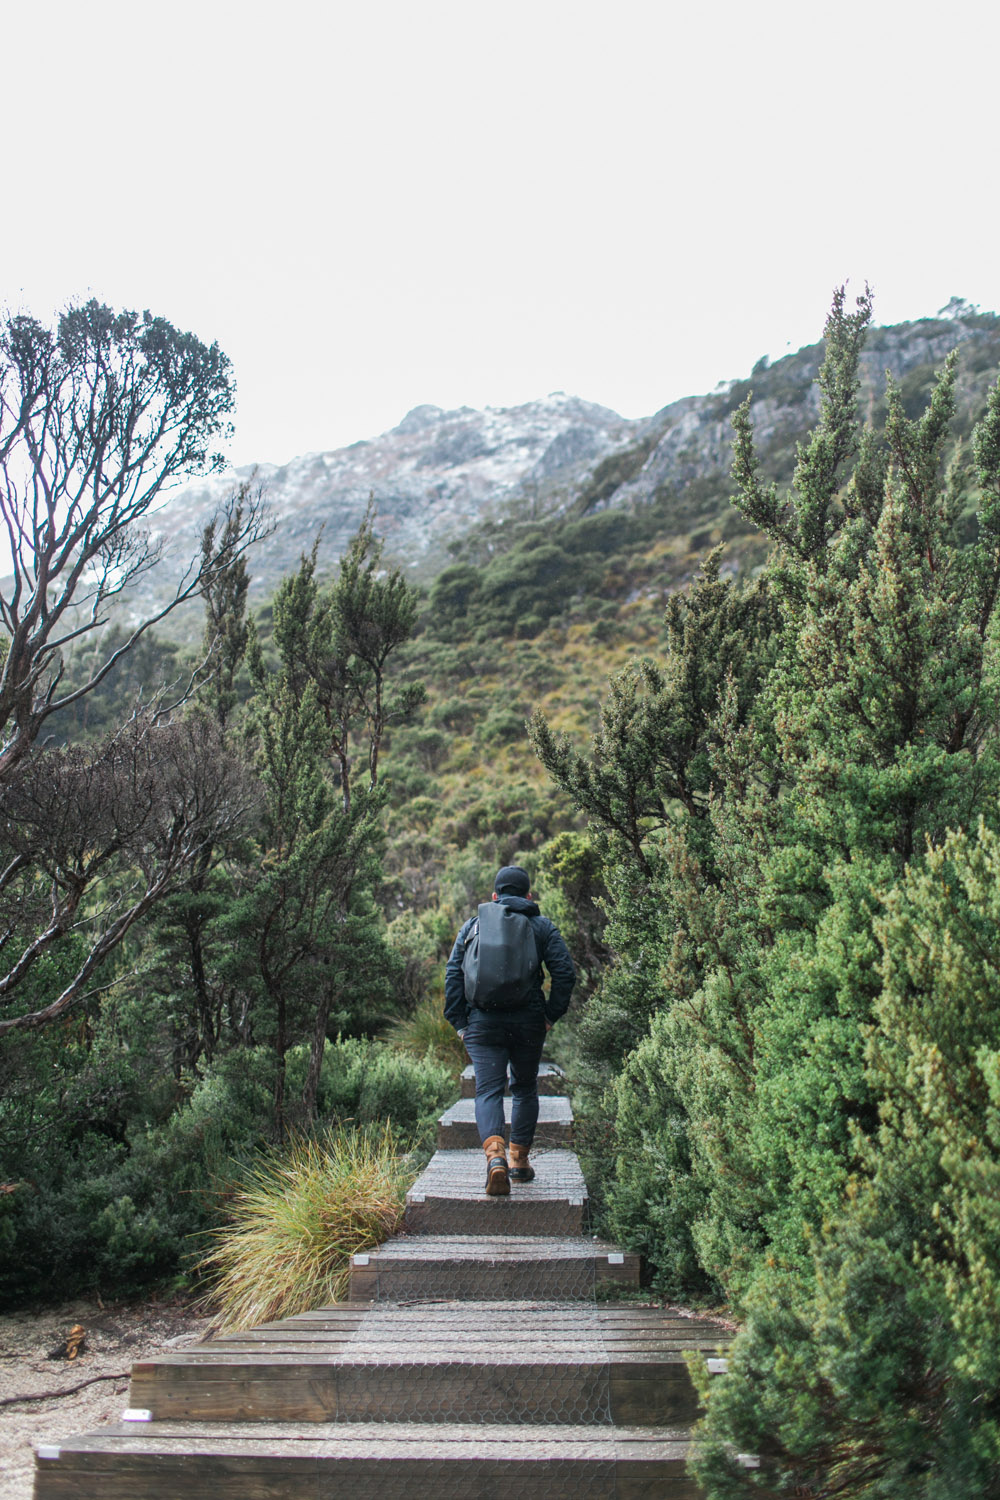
[462,902,540,1011]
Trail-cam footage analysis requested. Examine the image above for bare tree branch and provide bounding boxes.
[0,712,256,1037]
[0,301,269,782]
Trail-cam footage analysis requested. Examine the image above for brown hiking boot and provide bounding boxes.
[483,1135,510,1195]
[509,1142,535,1183]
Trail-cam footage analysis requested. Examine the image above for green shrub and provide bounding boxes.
[429,563,481,628]
[384,911,439,1006]
[476,708,527,746]
[385,994,467,1072]
[0,1047,276,1304]
[308,1036,456,1139]
[693,825,1000,1497]
[429,694,481,732]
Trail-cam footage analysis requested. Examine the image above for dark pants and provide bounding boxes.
[463,1008,546,1147]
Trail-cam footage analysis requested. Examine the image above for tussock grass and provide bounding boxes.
[197,1125,413,1330]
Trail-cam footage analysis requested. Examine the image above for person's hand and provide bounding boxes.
[545,1020,553,1031]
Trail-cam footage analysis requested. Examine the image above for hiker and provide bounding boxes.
[444,864,575,1196]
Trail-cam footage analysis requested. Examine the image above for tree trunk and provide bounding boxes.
[302,990,332,1121]
[273,992,288,1138]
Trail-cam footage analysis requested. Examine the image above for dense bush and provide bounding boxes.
[0,1046,274,1302]
[694,826,1000,1497]
[0,1030,457,1305]
[430,533,609,639]
[292,1036,456,1141]
[533,289,1000,1495]
[385,994,468,1071]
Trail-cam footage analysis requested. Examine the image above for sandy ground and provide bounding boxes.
[0,1297,213,1500]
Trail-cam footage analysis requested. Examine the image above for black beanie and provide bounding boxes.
[495,865,531,895]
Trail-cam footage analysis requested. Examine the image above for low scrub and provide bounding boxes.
[385,995,467,1072]
[300,1034,457,1137]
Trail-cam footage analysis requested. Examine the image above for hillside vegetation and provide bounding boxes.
[3,292,1000,1497]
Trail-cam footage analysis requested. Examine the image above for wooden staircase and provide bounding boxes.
[34,1063,729,1498]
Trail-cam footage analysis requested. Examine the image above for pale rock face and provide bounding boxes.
[151,392,637,601]
[139,312,997,620]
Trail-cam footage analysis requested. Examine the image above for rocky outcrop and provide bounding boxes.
[154,393,636,604]
[150,311,1000,615]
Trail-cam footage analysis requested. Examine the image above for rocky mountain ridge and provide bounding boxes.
[605,312,1000,515]
[147,308,1000,620]
[153,392,637,603]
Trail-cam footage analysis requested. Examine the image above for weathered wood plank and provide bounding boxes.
[405,1148,588,1236]
[207,1336,361,1347]
[129,1300,719,1427]
[437,1097,573,1151]
[350,1258,637,1300]
[609,1365,701,1427]
[46,1418,695,1440]
[460,1063,566,1099]
[134,1362,696,1426]
[35,1424,700,1500]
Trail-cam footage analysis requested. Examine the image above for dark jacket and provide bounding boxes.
[444,893,576,1032]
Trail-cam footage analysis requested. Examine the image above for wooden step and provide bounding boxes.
[35,1420,703,1499]
[350,1235,639,1301]
[406,1149,588,1235]
[200,1304,371,1339]
[127,1303,726,1427]
[460,1062,566,1099]
[31,1103,688,1498]
[437,1095,573,1150]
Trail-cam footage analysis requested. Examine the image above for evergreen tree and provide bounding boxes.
[529,548,777,1070]
[219,518,423,1129]
[270,502,424,813]
[694,825,1000,1497]
[139,489,264,1076]
[532,288,1000,1492]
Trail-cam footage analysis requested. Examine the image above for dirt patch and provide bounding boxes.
[0,1297,213,1500]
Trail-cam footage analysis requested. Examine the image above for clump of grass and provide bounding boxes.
[385,993,467,1072]
[197,1124,413,1330]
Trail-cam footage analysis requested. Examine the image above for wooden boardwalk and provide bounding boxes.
[34,1066,730,1498]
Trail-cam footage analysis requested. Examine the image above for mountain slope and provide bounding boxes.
[143,306,1000,632]
[153,393,636,604]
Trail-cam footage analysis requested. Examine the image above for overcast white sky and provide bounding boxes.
[3,0,997,467]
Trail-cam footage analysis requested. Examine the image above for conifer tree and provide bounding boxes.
[533,287,1000,1493]
[141,481,266,1076]
[219,515,423,1129]
[690,325,1000,1498]
[529,549,777,1067]
[694,823,1000,1498]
